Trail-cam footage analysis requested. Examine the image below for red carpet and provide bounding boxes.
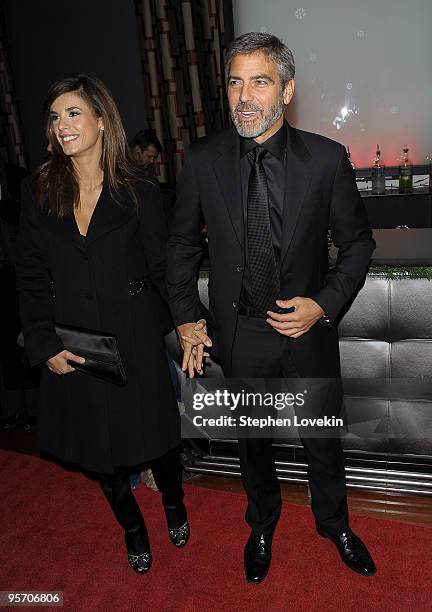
[0,450,431,612]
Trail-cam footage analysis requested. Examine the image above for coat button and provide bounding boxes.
[236,265,243,272]
[232,301,238,308]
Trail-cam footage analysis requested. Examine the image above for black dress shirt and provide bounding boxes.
[239,122,287,308]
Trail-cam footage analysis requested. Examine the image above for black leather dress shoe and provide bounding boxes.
[244,531,273,584]
[164,502,190,547]
[317,526,376,576]
[125,523,152,574]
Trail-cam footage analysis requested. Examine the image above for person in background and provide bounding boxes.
[128,129,183,492]
[131,128,178,231]
[16,74,189,574]
[130,129,163,182]
[0,157,38,431]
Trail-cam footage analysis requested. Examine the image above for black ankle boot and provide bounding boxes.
[163,502,190,547]
[124,523,152,574]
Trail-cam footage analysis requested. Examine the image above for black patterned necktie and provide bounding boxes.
[247,146,280,313]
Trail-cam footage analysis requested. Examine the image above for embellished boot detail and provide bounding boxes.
[168,520,190,547]
[125,523,152,574]
[127,550,152,573]
[164,502,190,548]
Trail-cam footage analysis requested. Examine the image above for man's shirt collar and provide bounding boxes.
[239,121,287,161]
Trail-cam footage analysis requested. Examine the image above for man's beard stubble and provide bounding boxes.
[230,96,285,138]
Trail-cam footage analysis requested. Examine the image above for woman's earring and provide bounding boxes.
[100,126,105,132]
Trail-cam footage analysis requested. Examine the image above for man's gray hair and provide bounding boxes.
[225,32,295,89]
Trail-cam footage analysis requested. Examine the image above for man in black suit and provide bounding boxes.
[167,32,376,582]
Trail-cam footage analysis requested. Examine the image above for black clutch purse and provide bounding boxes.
[17,324,127,386]
[54,324,127,386]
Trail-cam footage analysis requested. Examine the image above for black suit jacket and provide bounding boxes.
[167,122,375,377]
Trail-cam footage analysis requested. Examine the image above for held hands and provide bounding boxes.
[46,350,85,375]
[177,319,212,378]
[266,297,325,338]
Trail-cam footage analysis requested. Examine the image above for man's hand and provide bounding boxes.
[266,297,325,338]
[46,350,85,375]
[177,319,212,377]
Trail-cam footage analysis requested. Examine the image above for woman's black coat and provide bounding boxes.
[16,177,179,474]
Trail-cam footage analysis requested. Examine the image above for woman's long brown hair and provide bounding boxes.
[37,73,144,216]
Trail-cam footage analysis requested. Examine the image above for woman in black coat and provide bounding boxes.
[16,74,189,574]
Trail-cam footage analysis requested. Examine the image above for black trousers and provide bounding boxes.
[231,315,348,537]
[98,446,184,532]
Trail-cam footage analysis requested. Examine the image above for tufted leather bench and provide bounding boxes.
[167,272,432,493]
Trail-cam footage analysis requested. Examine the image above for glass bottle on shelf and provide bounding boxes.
[371,144,386,195]
[346,145,356,170]
[399,145,413,194]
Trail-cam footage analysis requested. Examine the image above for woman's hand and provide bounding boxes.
[177,319,211,377]
[46,350,85,375]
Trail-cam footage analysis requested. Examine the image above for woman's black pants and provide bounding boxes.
[98,446,184,531]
